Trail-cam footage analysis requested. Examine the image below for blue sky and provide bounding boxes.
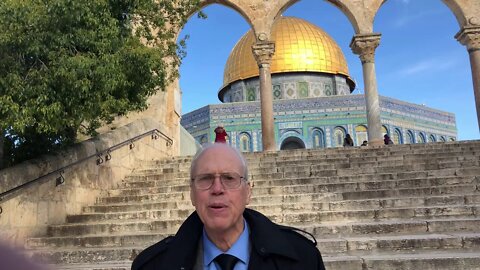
[178,0,478,140]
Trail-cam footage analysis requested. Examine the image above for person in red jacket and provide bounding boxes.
[214,125,228,143]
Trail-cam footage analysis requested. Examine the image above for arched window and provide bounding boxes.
[417,132,426,144]
[428,134,436,142]
[355,125,368,146]
[406,130,415,144]
[239,132,251,152]
[449,137,456,141]
[393,128,402,145]
[312,129,325,148]
[333,127,346,147]
[381,125,389,136]
[440,136,447,142]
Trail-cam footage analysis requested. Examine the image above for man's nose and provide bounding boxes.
[210,176,225,192]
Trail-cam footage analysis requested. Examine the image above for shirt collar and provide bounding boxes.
[203,219,250,267]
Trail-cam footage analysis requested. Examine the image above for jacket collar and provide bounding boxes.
[164,208,300,268]
[243,208,299,261]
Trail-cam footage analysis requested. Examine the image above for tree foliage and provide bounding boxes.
[0,0,202,167]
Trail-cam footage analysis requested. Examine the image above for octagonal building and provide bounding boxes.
[181,17,457,151]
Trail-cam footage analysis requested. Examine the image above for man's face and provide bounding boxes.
[190,145,251,236]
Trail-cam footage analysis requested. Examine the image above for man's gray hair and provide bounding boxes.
[190,143,249,181]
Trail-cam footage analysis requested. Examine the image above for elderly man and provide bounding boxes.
[132,143,325,270]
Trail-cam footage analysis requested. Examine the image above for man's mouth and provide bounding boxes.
[209,203,227,209]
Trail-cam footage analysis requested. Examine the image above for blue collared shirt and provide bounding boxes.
[202,220,250,270]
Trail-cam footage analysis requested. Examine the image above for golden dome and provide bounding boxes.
[222,16,354,90]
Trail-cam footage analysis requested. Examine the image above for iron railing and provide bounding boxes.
[0,129,173,212]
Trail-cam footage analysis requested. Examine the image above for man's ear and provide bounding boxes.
[246,182,252,205]
[190,186,196,206]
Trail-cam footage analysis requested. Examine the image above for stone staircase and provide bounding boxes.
[27,141,480,269]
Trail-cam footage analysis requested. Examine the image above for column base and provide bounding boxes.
[368,138,384,146]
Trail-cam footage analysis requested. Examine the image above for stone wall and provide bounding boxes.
[0,118,174,246]
[179,125,201,156]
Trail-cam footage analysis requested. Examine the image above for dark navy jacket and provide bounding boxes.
[132,208,326,270]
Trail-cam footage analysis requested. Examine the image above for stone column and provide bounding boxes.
[252,42,276,151]
[350,34,383,146]
[456,26,480,132]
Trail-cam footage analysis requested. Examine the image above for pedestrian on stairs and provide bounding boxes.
[343,134,354,147]
[214,125,228,143]
[132,143,326,270]
[384,134,394,145]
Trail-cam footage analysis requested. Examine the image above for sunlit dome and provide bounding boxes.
[221,16,355,92]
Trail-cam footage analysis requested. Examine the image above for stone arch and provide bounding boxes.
[381,125,389,136]
[238,132,252,152]
[333,126,347,147]
[327,0,386,33]
[441,0,474,27]
[279,130,305,150]
[355,125,368,146]
[406,130,415,144]
[417,132,426,144]
[392,128,403,145]
[192,1,255,29]
[311,128,326,149]
[280,136,306,150]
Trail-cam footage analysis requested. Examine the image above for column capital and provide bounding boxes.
[252,42,275,67]
[350,34,382,63]
[456,26,480,52]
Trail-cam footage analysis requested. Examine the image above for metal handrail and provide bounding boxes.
[0,129,173,207]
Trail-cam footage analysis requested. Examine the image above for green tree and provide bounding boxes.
[0,0,202,167]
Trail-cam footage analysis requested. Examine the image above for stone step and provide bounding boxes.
[82,201,192,214]
[28,230,480,254]
[120,167,479,191]
[49,205,480,237]
[30,247,142,264]
[86,186,480,214]
[67,208,194,224]
[124,166,480,187]
[72,194,480,223]
[324,250,480,270]
[116,172,477,194]
[248,159,480,174]
[50,261,132,270]
[138,156,413,172]
[319,232,480,254]
[130,159,480,179]
[267,205,479,224]
[29,242,480,269]
[98,182,479,205]
[141,152,478,174]
[36,218,480,250]
[340,184,479,200]
[305,217,480,236]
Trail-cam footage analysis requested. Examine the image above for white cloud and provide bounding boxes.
[392,9,443,28]
[397,58,458,77]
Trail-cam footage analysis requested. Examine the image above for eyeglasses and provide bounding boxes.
[191,172,245,190]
